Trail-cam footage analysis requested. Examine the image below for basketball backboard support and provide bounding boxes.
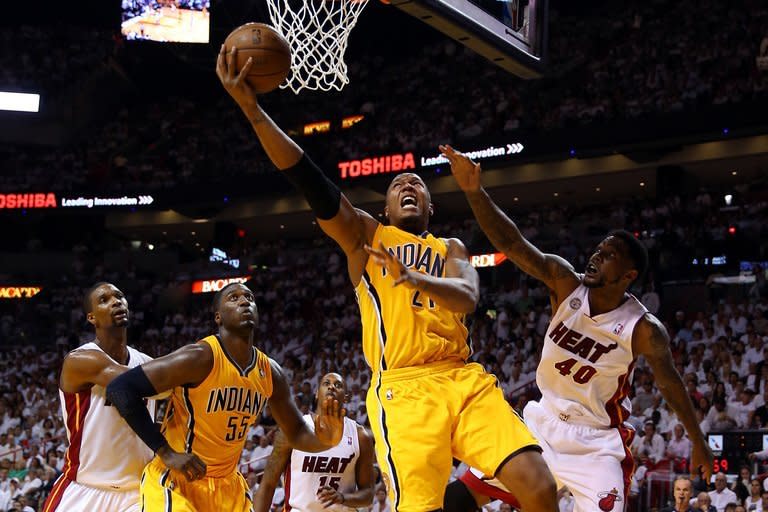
[388,0,547,78]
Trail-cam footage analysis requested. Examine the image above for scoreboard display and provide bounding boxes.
[708,431,768,474]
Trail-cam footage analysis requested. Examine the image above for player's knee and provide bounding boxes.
[496,449,556,498]
[528,465,557,497]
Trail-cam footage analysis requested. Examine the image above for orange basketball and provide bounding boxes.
[223,23,291,94]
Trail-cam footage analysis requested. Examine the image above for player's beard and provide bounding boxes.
[583,274,623,289]
[395,212,428,235]
[583,276,604,289]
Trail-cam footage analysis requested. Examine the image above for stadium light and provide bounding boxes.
[0,92,40,112]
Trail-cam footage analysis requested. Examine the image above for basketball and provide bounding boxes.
[223,23,291,94]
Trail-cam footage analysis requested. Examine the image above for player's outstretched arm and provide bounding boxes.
[440,145,579,302]
[364,238,479,314]
[633,315,714,482]
[106,343,213,481]
[59,350,130,393]
[216,45,378,285]
[253,430,292,512]
[267,359,345,452]
[317,425,375,508]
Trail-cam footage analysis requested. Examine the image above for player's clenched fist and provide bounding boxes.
[158,445,207,481]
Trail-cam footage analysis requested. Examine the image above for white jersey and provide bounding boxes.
[58,342,155,490]
[537,283,647,428]
[286,415,360,512]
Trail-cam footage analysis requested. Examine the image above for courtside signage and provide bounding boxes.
[0,192,156,209]
[337,142,524,179]
[191,276,250,294]
[0,286,42,299]
[470,253,508,268]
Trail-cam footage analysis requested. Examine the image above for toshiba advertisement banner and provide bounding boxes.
[0,192,156,210]
[337,142,524,180]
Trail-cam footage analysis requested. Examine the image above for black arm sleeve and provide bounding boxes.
[106,367,168,453]
[281,153,341,220]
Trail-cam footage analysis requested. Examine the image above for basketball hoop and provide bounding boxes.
[266,0,369,93]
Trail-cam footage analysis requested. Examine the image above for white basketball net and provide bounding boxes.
[266,0,369,93]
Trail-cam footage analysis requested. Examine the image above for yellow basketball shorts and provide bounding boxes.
[366,360,539,512]
[140,457,253,512]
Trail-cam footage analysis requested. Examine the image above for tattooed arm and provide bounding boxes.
[634,314,713,482]
[440,145,580,305]
[253,430,292,512]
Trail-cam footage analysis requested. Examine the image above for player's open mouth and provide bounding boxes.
[586,262,598,275]
[112,309,128,317]
[400,195,417,209]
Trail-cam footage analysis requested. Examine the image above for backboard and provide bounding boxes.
[388,0,547,78]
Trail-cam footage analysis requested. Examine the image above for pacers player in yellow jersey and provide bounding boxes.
[217,46,557,512]
[106,283,346,512]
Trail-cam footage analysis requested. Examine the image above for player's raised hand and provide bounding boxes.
[439,144,482,193]
[158,446,207,481]
[364,243,418,288]
[690,439,714,484]
[314,396,345,447]
[216,44,258,111]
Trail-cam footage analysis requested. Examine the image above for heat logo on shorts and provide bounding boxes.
[597,488,622,511]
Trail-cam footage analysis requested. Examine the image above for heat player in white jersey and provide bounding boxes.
[255,373,375,512]
[440,145,713,512]
[42,282,158,512]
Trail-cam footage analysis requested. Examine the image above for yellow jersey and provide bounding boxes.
[161,335,273,478]
[355,224,470,372]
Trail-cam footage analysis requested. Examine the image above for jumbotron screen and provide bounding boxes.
[121,0,210,43]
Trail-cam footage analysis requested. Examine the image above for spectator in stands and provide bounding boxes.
[695,491,717,512]
[710,472,739,512]
[752,388,768,428]
[729,388,758,428]
[743,479,762,511]
[704,397,738,431]
[667,423,692,470]
[634,380,658,412]
[731,466,752,504]
[632,420,666,468]
[248,434,273,474]
[371,487,391,512]
[0,479,11,512]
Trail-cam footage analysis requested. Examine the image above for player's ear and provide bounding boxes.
[625,269,638,284]
[429,202,434,217]
[86,312,96,327]
[214,311,221,326]
[383,206,389,219]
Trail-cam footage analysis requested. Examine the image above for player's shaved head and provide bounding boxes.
[212,282,249,312]
[320,372,345,389]
[83,281,112,315]
[316,372,347,406]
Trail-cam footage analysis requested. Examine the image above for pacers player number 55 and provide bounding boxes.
[226,415,250,441]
